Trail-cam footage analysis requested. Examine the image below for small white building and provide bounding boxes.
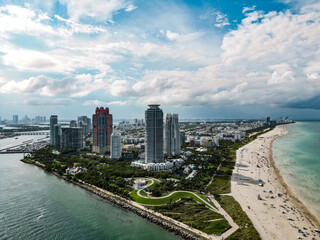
[131,159,184,171]
[66,166,87,175]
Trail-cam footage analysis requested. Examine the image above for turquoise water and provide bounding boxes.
[0,137,180,240]
[273,121,320,219]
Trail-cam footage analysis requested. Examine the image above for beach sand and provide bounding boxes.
[231,125,320,240]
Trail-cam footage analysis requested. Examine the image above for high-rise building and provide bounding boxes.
[145,104,164,163]
[111,129,121,159]
[77,116,91,136]
[61,127,83,150]
[70,120,77,127]
[180,131,186,147]
[12,115,18,124]
[92,107,113,154]
[52,124,61,147]
[164,113,181,158]
[50,115,58,145]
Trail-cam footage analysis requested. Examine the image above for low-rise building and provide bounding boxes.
[65,166,87,175]
[131,158,184,171]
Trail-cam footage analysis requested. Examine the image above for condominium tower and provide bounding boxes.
[50,115,58,146]
[92,107,113,154]
[78,116,91,136]
[111,129,121,159]
[145,104,164,163]
[60,127,83,150]
[164,113,181,158]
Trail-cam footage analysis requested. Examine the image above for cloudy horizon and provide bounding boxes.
[0,0,320,120]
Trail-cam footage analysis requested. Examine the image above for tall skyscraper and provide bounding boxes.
[164,113,181,158]
[12,115,18,124]
[61,127,83,150]
[145,104,164,163]
[52,124,61,147]
[50,115,58,146]
[92,107,113,154]
[111,129,121,159]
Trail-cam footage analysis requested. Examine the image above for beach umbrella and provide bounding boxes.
[298,229,302,232]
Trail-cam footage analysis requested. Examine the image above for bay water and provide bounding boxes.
[0,136,179,240]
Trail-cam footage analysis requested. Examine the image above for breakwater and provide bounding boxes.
[22,159,200,240]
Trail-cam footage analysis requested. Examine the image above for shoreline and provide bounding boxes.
[231,125,320,240]
[21,159,217,240]
[269,126,320,229]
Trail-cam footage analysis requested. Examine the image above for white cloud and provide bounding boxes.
[125,4,137,12]
[200,9,230,28]
[0,74,104,97]
[83,100,128,106]
[26,97,75,105]
[109,80,133,96]
[268,63,295,84]
[242,6,256,13]
[0,2,319,111]
[222,6,320,64]
[2,49,57,71]
[61,0,135,21]
[214,11,230,28]
[166,30,180,40]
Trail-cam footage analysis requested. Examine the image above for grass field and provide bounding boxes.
[153,198,230,235]
[218,187,261,239]
[207,175,231,194]
[130,189,215,208]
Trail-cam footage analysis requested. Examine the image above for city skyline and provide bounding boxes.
[0,0,319,120]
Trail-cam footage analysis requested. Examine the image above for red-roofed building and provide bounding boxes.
[92,107,113,154]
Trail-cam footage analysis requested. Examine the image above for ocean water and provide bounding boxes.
[273,121,320,219]
[0,137,180,240]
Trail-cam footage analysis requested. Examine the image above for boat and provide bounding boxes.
[15,137,18,139]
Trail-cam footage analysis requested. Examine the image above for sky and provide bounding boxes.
[0,0,320,120]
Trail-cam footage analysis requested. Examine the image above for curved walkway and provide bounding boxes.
[137,189,218,212]
[134,178,239,239]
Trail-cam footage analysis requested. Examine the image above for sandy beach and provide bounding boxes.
[231,125,320,240]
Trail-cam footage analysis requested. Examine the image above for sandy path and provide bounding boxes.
[231,125,320,240]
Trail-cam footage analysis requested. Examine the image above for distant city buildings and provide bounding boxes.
[92,107,113,154]
[34,116,46,123]
[12,115,18,124]
[111,129,121,159]
[164,113,181,158]
[145,104,164,163]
